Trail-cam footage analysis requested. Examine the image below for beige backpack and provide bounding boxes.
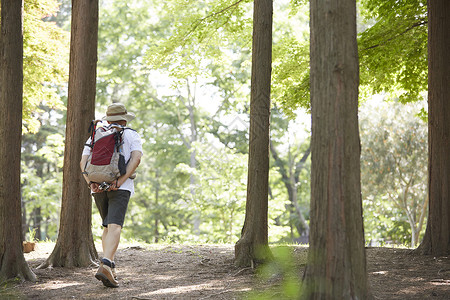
[83,122,128,184]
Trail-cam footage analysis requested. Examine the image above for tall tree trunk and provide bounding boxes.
[302,0,370,298]
[0,0,36,281]
[416,0,450,256]
[39,0,98,268]
[235,0,273,267]
[415,193,428,246]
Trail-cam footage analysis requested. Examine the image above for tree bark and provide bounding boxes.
[235,0,273,267]
[0,0,36,282]
[416,0,450,256]
[302,0,370,298]
[39,0,98,268]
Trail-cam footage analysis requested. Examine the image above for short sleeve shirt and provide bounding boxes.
[83,128,143,196]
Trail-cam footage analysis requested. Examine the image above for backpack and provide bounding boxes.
[83,121,129,184]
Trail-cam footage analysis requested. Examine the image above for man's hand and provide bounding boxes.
[108,150,141,191]
[108,179,120,191]
[89,182,102,193]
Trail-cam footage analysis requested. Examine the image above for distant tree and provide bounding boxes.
[416,0,450,256]
[21,119,65,241]
[270,140,310,238]
[302,0,371,298]
[360,99,427,247]
[40,0,98,268]
[174,80,201,233]
[235,0,273,267]
[185,142,248,243]
[0,0,36,282]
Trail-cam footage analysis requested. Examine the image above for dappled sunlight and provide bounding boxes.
[143,282,219,295]
[430,280,450,286]
[136,280,248,298]
[371,271,388,275]
[32,281,82,291]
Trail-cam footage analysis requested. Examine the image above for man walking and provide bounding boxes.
[80,103,143,288]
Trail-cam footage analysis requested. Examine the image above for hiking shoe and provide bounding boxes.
[95,262,119,288]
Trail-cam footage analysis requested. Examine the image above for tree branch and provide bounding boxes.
[361,20,427,52]
[294,145,310,183]
[182,0,247,43]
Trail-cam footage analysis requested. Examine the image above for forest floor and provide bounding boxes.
[2,242,449,299]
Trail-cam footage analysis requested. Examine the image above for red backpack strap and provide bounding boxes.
[87,120,103,148]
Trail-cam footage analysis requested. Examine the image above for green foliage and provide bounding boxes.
[273,0,429,114]
[21,105,65,240]
[26,228,37,242]
[146,0,313,116]
[180,142,248,243]
[358,0,427,103]
[271,2,310,116]
[147,0,253,78]
[22,0,69,133]
[272,37,310,117]
[97,0,162,105]
[21,161,62,241]
[248,246,305,299]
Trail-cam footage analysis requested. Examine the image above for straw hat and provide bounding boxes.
[102,103,135,122]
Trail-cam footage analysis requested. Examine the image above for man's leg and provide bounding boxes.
[96,225,120,288]
[95,190,129,288]
[103,223,122,261]
[101,226,108,255]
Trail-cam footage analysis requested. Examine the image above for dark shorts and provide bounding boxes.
[93,190,131,228]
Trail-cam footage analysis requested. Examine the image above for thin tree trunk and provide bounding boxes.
[33,207,42,241]
[39,0,98,268]
[154,169,160,243]
[235,0,273,267]
[415,193,428,246]
[270,141,310,236]
[302,0,370,298]
[176,80,200,234]
[187,92,200,234]
[21,196,27,239]
[0,0,36,281]
[416,0,450,256]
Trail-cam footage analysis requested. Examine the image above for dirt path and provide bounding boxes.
[3,242,450,299]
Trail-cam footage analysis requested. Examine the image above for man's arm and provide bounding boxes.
[113,150,142,189]
[80,155,89,184]
[80,154,101,192]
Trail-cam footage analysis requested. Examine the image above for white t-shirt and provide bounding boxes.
[83,128,143,196]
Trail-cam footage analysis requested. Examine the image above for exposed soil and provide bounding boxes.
[3,242,449,299]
